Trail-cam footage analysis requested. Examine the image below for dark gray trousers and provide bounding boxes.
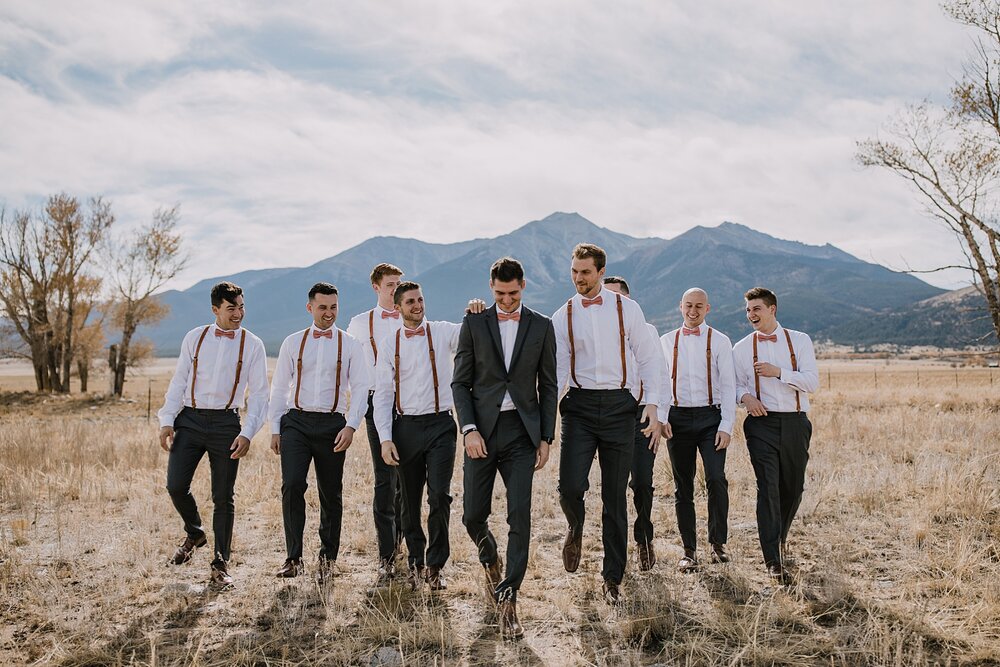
[365,392,402,562]
[629,405,657,546]
[279,409,347,561]
[558,388,637,584]
[393,411,457,569]
[744,412,811,566]
[165,407,241,565]
[463,410,536,602]
[666,405,729,551]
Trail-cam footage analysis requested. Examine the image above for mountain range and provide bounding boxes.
[144,212,989,355]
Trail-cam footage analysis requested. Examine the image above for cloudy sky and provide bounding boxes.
[0,1,977,289]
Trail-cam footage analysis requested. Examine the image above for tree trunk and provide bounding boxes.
[63,291,74,393]
[78,358,89,393]
[113,327,134,398]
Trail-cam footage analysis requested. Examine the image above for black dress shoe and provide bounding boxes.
[637,541,656,571]
[275,558,303,578]
[171,534,207,565]
[710,543,731,564]
[562,530,582,573]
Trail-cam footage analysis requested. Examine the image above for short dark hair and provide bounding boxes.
[572,243,607,270]
[393,281,421,306]
[490,257,524,283]
[744,286,777,308]
[603,275,630,295]
[211,281,243,308]
[308,282,338,300]
[370,263,403,286]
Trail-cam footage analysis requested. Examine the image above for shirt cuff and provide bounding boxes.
[461,423,478,434]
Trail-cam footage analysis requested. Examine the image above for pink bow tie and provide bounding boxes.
[381,310,400,319]
[497,310,520,322]
[214,328,235,339]
[404,326,425,338]
[581,296,603,308]
[313,328,332,339]
[757,333,778,343]
[682,326,700,336]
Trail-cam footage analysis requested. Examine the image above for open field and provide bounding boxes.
[2,361,1000,666]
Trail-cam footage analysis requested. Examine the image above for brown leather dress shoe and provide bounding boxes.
[602,580,622,606]
[710,543,731,564]
[677,549,699,573]
[406,565,425,591]
[498,599,524,639]
[373,558,395,587]
[562,530,582,573]
[210,561,234,587]
[425,565,447,591]
[767,563,788,583]
[171,534,207,565]
[637,541,656,571]
[316,557,336,584]
[275,558,302,578]
[484,557,503,600]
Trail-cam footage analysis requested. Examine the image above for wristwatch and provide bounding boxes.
[461,425,478,436]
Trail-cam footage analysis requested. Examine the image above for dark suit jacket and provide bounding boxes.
[451,305,557,447]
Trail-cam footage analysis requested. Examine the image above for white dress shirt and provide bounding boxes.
[551,286,662,405]
[733,323,818,413]
[497,305,522,412]
[624,322,666,406]
[346,305,404,392]
[657,323,737,435]
[373,319,462,443]
[157,324,269,441]
[268,324,371,433]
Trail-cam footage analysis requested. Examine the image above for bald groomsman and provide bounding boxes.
[158,281,269,587]
[733,286,818,581]
[602,276,666,571]
[347,263,405,583]
[659,288,735,572]
[269,282,370,581]
[552,244,661,605]
[375,282,463,591]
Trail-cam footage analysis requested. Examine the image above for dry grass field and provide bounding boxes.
[1,360,999,666]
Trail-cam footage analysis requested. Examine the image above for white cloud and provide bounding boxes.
[0,0,979,291]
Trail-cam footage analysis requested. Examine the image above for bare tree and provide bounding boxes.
[857,0,1000,346]
[106,206,186,397]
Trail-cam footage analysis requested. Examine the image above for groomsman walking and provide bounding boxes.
[347,263,405,583]
[374,282,462,590]
[659,288,735,572]
[552,244,661,604]
[158,281,269,586]
[452,257,558,638]
[601,276,666,571]
[733,286,818,581]
[269,282,370,581]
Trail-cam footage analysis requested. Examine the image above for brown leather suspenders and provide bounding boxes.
[223,330,246,410]
[292,329,344,412]
[190,325,212,408]
[671,327,714,407]
[369,310,378,364]
[753,330,800,411]
[190,326,245,410]
[566,293,626,389]
[393,324,439,415]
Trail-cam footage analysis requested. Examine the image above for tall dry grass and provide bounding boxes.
[1,363,999,665]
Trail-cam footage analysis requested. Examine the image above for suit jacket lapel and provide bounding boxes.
[509,307,532,368]
[486,305,504,365]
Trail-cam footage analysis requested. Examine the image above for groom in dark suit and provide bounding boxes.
[452,257,558,639]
